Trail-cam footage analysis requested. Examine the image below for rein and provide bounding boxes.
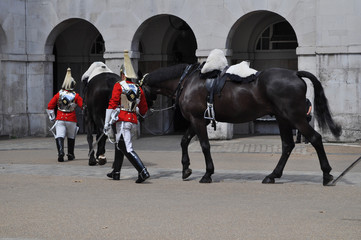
[174,64,200,107]
[139,106,175,136]
[138,64,198,135]
[139,63,195,114]
[149,105,175,113]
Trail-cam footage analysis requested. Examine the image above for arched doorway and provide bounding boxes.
[132,14,197,135]
[227,11,298,135]
[48,19,105,133]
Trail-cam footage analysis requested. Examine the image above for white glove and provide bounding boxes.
[104,109,113,134]
[103,123,109,133]
[46,109,55,122]
[136,107,146,118]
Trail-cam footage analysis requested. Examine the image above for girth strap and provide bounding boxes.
[204,66,229,130]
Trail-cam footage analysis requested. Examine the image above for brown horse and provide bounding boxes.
[139,63,341,185]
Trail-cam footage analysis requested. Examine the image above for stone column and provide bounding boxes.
[0,53,54,137]
[28,54,55,136]
[1,54,28,137]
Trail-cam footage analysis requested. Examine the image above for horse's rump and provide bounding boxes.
[84,72,120,128]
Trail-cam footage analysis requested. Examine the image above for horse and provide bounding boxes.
[81,62,121,166]
[139,62,342,186]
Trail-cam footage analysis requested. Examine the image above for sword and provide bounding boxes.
[327,156,361,186]
[88,131,106,157]
[48,120,58,137]
[88,108,120,157]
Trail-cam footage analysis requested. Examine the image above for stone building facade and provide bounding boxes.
[0,0,360,142]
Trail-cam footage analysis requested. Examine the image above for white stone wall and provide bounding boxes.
[0,0,360,141]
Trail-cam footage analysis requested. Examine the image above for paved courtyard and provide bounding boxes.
[1,134,361,239]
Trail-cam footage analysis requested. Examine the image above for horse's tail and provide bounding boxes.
[296,71,342,138]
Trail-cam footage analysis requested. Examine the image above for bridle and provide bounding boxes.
[138,64,196,115]
[137,64,197,135]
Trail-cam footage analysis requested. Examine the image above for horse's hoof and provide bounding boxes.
[88,159,97,166]
[323,173,333,186]
[182,168,192,180]
[97,157,107,166]
[262,176,275,184]
[199,176,212,183]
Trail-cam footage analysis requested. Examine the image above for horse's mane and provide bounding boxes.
[145,64,189,85]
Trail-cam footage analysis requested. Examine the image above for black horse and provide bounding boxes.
[82,62,121,166]
[139,63,342,185]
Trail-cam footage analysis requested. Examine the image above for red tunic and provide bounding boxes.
[47,91,83,122]
[108,81,148,124]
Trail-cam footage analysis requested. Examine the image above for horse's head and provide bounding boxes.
[137,64,193,108]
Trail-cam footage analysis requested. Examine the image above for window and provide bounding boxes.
[256,21,297,50]
[91,34,105,54]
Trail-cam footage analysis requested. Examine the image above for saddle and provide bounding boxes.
[200,62,260,130]
[200,66,228,130]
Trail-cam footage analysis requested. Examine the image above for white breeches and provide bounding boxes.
[115,121,134,153]
[55,121,78,139]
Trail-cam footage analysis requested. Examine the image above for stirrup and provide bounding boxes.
[204,102,215,120]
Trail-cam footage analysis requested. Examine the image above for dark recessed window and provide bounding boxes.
[91,34,105,54]
[256,21,298,50]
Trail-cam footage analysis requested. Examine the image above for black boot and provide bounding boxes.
[56,138,65,162]
[107,171,120,180]
[107,143,124,180]
[126,151,150,183]
[67,138,75,161]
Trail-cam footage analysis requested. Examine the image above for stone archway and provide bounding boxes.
[227,11,298,135]
[46,18,105,133]
[132,14,197,135]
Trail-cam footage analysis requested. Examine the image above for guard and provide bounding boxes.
[105,50,150,183]
[47,68,83,162]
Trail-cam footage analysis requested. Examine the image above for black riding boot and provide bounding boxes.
[107,144,124,180]
[67,138,75,161]
[126,151,150,183]
[56,137,65,162]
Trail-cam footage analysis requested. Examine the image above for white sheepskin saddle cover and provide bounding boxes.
[81,62,113,82]
[201,49,228,74]
[226,61,257,78]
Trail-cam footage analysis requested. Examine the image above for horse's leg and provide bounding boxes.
[96,131,107,165]
[181,127,195,180]
[295,122,333,185]
[263,120,295,184]
[190,118,214,183]
[87,121,97,166]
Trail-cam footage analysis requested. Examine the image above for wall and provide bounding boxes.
[0,0,360,142]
